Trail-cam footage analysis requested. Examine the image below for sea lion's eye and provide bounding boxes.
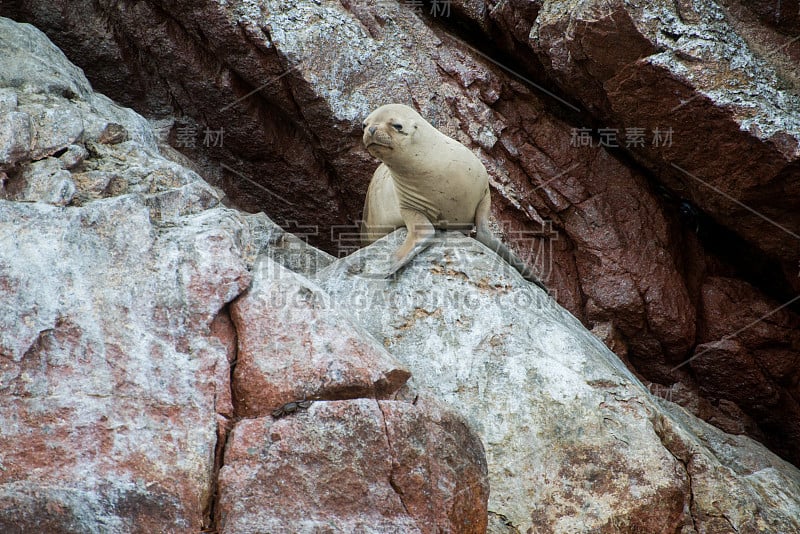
[392,123,403,131]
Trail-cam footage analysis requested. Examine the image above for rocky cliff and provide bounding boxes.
[1,2,799,533]
[3,0,797,468]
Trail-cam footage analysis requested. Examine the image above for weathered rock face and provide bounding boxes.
[4,0,798,465]
[218,398,489,533]
[0,195,243,534]
[317,230,800,533]
[528,0,800,264]
[733,0,800,32]
[0,17,489,533]
[222,254,489,531]
[462,0,800,461]
[230,257,411,418]
[3,0,352,249]
[0,17,259,532]
[321,232,686,531]
[3,6,800,534]
[689,276,800,462]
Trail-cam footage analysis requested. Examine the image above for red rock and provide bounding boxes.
[379,397,489,533]
[472,0,800,464]
[692,277,800,463]
[528,0,800,267]
[0,196,250,532]
[2,0,699,385]
[230,258,410,418]
[691,339,779,406]
[742,0,800,31]
[216,399,488,533]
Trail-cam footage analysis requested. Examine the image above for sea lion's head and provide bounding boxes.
[362,104,422,162]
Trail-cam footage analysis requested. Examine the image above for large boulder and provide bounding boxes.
[217,398,489,533]
[316,230,800,533]
[0,17,260,532]
[3,10,800,534]
[221,252,490,532]
[230,256,411,418]
[528,0,800,264]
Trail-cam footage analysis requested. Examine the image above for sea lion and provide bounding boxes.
[360,103,546,290]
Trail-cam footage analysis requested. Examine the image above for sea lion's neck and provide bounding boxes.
[384,159,429,182]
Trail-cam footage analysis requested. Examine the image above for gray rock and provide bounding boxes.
[261,230,336,276]
[0,17,156,173]
[0,193,266,531]
[0,88,17,111]
[5,157,75,205]
[316,230,800,532]
[0,15,275,531]
[0,111,32,168]
[58,144,89,170]
[3,10,799,534]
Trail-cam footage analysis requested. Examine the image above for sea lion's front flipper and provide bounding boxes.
[384,209,435,278]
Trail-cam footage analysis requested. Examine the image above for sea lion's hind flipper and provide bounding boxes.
[474,190,547,291]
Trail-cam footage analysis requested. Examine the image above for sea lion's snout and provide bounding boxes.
[362,125,394,154]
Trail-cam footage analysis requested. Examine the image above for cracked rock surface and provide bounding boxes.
[217,398,488,533]
[2,9,800,534]
[0,16,488,533]
[4,0,799,465]
[318,230,800,532]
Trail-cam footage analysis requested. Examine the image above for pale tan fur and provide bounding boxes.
[360,104,545,289]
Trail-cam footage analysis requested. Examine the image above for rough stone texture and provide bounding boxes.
[264,228,336,276]
[499,0,800,468]
[0,18,266,532]
[6,0,798,465]
[0,18,155,167]
[217,398,489,533]
[0,17,491,532]
[230,255,411,418]
[688,276,800,463]
[5,1,800,464]
[316,230,800,533]
[3,6,800,532]
[3,0,348,249]
[655,398,800,534]
[527,0,800,263]
[0,199,250,534]
[731,0,800,32]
